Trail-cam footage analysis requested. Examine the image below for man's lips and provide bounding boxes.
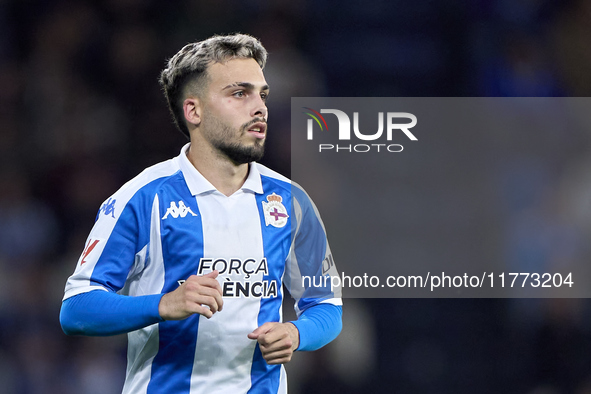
[246,122,267,139]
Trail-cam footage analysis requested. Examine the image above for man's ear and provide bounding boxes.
[183,97,202,127]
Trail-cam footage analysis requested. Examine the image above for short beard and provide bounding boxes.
[218,140,265,164]
[202,110,266,164]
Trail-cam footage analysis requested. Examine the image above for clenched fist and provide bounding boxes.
[248,322,300,364]
[158,271,224,320]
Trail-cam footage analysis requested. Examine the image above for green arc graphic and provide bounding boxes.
[303,112,324,131]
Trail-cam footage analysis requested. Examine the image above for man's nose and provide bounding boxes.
[251,97,268,120]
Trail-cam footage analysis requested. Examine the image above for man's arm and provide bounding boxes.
[60,271,224,336]
[246,181,343,365]
[60,290,164,336]
[290,302,342,351]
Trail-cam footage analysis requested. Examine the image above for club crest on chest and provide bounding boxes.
[262,193,289,228]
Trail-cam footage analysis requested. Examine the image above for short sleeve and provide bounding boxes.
[63,188,155,300]
[285,183,342,316]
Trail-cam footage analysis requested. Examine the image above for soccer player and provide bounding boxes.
[59,33,342,393]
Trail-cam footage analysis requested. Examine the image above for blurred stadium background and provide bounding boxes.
[2,0,591,393]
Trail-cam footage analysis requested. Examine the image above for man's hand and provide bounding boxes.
[158,271,223,320]
[247,322,300,364]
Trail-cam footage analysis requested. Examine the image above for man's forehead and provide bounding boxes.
[207,58,267,88]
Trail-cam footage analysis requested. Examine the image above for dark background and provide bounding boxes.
[1,0,591,393]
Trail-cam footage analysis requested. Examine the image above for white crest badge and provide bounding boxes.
[262,193,289,228]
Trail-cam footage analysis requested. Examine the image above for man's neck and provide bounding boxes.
[186,142,249,197]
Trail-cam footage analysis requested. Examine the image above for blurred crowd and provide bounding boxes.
[1,0,591,393]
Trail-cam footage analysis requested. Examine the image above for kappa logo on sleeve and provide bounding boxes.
[98,198,116,218]
[262,193,289,228]
[162,200,198,220]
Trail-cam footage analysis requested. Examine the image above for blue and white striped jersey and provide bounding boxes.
[63,143,341,394]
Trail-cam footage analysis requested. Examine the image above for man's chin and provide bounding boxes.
[221,144,265,164]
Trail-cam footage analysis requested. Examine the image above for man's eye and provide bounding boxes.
[233,91,245,98]
[260,93,268,102]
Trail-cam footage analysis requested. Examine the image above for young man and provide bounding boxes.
[60,33,342,393]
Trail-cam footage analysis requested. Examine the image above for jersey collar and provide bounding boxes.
[177,143,263,196]
[241,162,263,194]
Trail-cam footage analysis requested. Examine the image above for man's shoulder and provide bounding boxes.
[253,163,311,205]
[107,158,182,206]
[254,162,291,185]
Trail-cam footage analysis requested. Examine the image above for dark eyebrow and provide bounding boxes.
[222,82,269,91]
